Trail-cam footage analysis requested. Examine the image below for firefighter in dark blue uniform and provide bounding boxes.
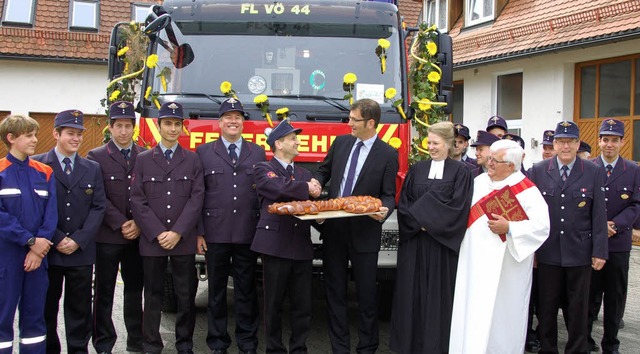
[528,120,608,354]
[33,110,107,354]
[470,130,500,177]
[453,124,477,168]
[0,114,57,354]
[87,101,147,353]
[587,119,640,354]
[196,98,266,354]
[251,119,320,354]
[130,102,205,354]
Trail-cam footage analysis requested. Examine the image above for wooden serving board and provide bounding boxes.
[293,209,381,220]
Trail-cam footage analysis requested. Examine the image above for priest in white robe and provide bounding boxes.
[449,139,550,354]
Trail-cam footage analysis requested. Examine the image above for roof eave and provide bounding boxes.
[0,53,107,65]
[454,29,640,70]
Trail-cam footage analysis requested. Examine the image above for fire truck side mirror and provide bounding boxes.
[107,22,127,80]
[144,13,171,36]
[436,32,453,114]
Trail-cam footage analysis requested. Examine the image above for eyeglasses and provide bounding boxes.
[348,116,369,123]
[488,156,510,164]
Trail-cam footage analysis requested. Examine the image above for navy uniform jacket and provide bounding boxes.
[196,139,266,244]
[592,157,640,252]
[130,145,204,257]
[33,150,106,266]
[314,135,398,253]
[528,157,608,266]
[0,155,57,264]
[87,140,147,244]
[251,159,313,261]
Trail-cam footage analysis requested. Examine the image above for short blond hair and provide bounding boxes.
[0,114,40,148]
[427,121,455,157]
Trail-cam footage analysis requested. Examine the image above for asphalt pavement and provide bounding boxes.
[12,246,640,353]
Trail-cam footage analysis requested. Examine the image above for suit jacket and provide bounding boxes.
[592,156,640,252]
[87,140,147,244]
[314,135,399,253]
[32,149,106,266]
[196,139,266,244]
[528,157,608,266]
[130,144,204,256]
[251,159,313,260]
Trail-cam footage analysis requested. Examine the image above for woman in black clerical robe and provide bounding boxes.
[389,121,473,354]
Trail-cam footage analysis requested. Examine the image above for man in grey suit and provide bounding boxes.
[196,98,266,354]
[311,98,398,354]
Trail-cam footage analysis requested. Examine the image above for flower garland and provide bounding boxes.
[407,24,450,164]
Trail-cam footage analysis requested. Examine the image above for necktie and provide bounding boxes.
[342,141,364,197]
[561,165,569,182]
[286,165,294,180]
[606,164,613,178]
[62,157,72,175]
[229,143,238,165]
[121,148,130,161]
[164,149,173,162]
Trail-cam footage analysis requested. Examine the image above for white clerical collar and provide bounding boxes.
[428,159,445,180]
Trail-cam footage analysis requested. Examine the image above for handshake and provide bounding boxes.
[307,178,322,198]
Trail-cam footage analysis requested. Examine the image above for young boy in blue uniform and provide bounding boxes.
[0,114,57,354]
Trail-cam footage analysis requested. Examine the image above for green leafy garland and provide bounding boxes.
[407,24,449,165]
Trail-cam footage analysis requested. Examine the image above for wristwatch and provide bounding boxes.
[26,237,36,247]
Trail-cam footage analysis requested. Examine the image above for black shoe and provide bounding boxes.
[240,350,257,354]
[212,350,227,354]
[525,339,540,353]
[589,342,600,352]
[126,346,143,353]
[178,351,194,354]
[619,318,625,329]
[98,352,112,354]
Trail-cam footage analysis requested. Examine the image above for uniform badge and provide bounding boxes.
[251,183,257,190]
[580,188,587,193]
[578,201,586,208]
[621,194,629,200]
[267,171,277,178]
[86,188,94,195]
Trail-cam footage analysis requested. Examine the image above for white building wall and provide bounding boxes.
[0,60,107,116]
[455,38,640,168]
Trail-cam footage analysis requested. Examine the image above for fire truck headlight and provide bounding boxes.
[248,75,267,94]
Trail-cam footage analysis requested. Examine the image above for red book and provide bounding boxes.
[478,185,529,242]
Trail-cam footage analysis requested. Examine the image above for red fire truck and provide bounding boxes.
[108,0,416,317]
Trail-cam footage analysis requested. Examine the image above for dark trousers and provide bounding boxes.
[588,251,629,353]
[92,242,144,352]
[323,235,379,354]
[537,263,591,354]
[205,243,259,352]
[45,265,93,354]
[142,255,197,354]
[261,254,312,354]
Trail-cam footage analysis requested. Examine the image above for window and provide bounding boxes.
[423,0,448,33]
[576,54,640,160]
[133,4,151,23]
[497,73,522,120]
[70,0,99,30]
[2,0,36,25]
[451,81,464,124]
[466,0,494,26]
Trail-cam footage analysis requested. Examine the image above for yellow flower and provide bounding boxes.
[385,88,397,100]
[220,81,232,94]
[276,107,289,116]
[144,86,152,100]
[422,137,429,149]
[132,125,140,142]
[378,38,390,49]
[343,73,357,85]
[428,71,441,83]
[418,101,432,111]
[389,137,401,149]
[426,42,438,56]
[117,46,129,57]
[109,90,120,102]
[146,54,159,68]
[254,94,268,105]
